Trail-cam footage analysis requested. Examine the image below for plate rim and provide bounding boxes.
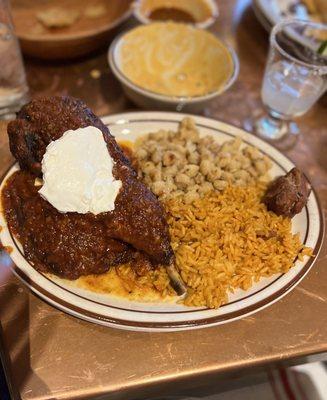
[0,111,324,331]
[255,0,282,26]
[252,0,273,32]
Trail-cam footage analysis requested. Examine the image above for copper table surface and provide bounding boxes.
[0,1,327,400]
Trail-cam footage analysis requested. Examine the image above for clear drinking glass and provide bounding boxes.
[254,19,327,142]
[0,0,29,119]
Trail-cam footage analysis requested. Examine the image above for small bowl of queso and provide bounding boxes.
[133,0,218,29]
[108,22,239,112]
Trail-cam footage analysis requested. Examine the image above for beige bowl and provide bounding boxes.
[12,0,133,60]
[108,30,239,112]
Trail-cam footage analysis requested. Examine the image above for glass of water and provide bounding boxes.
[0,0,29,119]
[254,19,327,142]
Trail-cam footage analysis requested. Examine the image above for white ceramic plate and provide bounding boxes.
[255,0,321,28]
[0,112,324,332]
[254,0,327,55]
[253,0,273,31]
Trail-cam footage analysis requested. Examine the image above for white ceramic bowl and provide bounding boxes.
[108,31,239,112]
[132,0,219,29]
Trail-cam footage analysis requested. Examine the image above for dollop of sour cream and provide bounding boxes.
[39,126,122,215]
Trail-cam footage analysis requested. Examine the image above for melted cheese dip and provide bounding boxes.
[118,22,234,97]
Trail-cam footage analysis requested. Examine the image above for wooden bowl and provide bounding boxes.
[11,0,133,60]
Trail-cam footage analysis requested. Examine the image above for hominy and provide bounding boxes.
[136,117,272,202]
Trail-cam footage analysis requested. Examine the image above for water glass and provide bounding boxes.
[0,0,29,119]
[254,19,327,141]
